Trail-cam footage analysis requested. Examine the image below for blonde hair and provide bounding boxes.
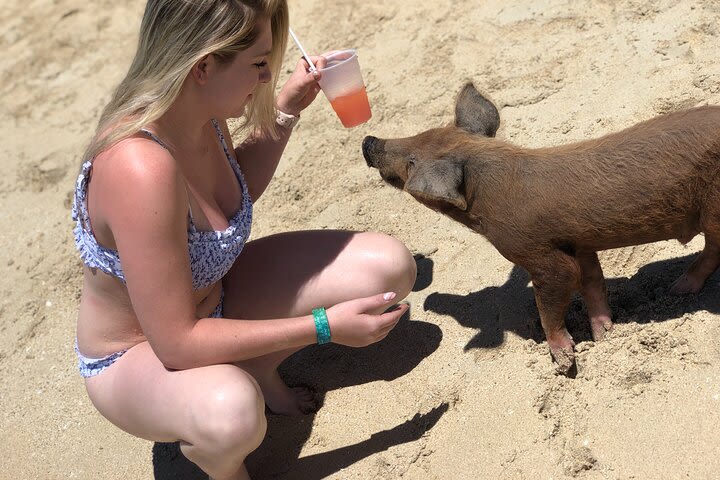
[84,0,289,161]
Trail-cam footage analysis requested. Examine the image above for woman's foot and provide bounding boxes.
[255,368,319,416]
[235,349,321,416]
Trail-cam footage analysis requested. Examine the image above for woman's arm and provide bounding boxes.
[231,55,328,201]
[100,141,313,368]
[101,141,404,371]
[225,122,293,202]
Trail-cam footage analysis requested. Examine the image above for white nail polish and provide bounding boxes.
[383,292,396,301]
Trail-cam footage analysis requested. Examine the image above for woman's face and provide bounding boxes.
[205,17,273,118]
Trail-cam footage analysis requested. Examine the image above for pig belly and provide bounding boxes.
[574,219,701,251]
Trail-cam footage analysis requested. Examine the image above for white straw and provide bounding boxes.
[288,28,317,73]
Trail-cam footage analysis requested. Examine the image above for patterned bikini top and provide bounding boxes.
[71,119,253,290]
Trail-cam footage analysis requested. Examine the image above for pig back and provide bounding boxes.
[495,107,720,251]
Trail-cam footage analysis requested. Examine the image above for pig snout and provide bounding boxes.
[362,136,382,167]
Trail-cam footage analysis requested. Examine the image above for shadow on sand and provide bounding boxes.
[424,253,720,351]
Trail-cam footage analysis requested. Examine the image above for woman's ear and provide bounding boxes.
[190,54,211,85]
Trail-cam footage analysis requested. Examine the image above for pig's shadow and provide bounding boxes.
[413,253,434,292]
[151,255,445,480]
[424,253,720,350]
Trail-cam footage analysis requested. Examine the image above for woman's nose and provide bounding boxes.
[259,66,271,84]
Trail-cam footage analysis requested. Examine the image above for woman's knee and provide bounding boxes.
[360,232,417,298]
[188,366,267,456]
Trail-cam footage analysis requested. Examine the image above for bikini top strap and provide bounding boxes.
[139,128,196,226]
[211,119,234,163]
[210,118,247,185]
[72,161,94,231]
[209,120,253,214]
[139,128,170,150]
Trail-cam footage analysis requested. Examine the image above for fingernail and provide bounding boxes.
[383,292,396,301]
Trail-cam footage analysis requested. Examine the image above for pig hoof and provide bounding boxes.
[669,274,702,295]
[548,337,576,375]
[552,348,575,375]
[590,317,614,342]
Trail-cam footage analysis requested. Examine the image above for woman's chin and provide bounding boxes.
[228,105,247,119]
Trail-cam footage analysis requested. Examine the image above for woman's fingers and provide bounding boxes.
[293,60,318,84]
[351,291,398,314]
[324,296,409,347]
[377,303,408,329]
[382,302,408,324]
[309,55,328,70]
[297,56,324,73]
[373,304,408,341]
[296,55,326,82]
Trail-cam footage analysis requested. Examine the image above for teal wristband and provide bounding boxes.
[312,307,332,344]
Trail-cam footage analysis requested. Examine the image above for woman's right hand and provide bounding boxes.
[275,54,328,116]
[325,293,410,347]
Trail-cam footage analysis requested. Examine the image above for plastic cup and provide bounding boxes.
[317,49,372,128]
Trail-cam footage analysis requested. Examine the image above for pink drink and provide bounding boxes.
[328,87,372,128]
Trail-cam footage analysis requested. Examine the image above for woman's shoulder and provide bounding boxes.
[90,135,188,228]
[93,134,179,184]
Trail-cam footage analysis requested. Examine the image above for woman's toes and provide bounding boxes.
[292,385,321,414]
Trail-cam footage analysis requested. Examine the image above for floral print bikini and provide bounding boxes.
[71,119,253,377]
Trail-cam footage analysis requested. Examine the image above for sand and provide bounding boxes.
[2,0,720,478]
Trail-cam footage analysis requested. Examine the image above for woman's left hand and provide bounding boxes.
[275,55,328,116]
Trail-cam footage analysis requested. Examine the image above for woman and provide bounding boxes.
[71,1,416,479]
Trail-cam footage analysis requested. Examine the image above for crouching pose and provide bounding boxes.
[71,1,415,479]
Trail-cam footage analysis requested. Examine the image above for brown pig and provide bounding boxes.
[362,82,720,374]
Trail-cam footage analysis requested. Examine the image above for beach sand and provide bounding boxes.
[2,0,719,478]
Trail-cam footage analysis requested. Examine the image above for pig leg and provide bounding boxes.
[670,236,720,295]
[577,251,614,341]
[528,251,582,374]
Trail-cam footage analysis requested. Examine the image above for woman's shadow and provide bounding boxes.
[423,253,720,351]
[152,255,446,479]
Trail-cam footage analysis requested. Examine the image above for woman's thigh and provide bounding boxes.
[222,230,416,319]
[84,342,265,444]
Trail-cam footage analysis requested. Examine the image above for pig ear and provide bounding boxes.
[454,82,500,137]
[405,160,467,211]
